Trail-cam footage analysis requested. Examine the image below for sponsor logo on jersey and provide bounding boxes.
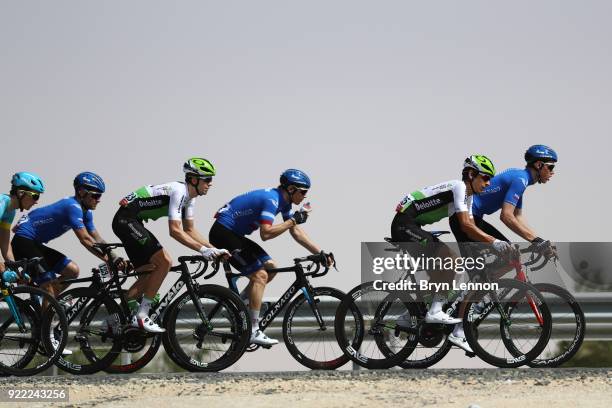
[138,199,164,208]
[414,198,442,211]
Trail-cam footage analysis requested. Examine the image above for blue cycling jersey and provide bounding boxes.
[472,168,535,217]
[14,196,96,243]
[0,194,16,230]
[215,188,293,235]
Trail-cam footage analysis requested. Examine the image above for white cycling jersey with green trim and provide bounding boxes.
[395,179,472,225]
[119,181,195,222]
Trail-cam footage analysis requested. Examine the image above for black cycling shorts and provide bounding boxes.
[209,221,271,275]
[112,208,163,268]
[390,212,444,258]
[11,235,71,284]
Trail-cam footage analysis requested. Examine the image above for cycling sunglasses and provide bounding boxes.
[20,190,40,201]
[545,163,555,171]
[478,174,492,182]
[85,190,103,199]
[297,189,308,197]
[198,177,213,183]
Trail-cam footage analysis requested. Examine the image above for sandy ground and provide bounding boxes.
[1,369,611,408]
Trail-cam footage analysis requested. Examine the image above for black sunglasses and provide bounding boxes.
[198,177,213,183]
[85,190,103,199]
[297,189,308,196]
[545,164,555,171]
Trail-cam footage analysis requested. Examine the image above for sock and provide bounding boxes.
[452,323,465,338]
[429,294,445,314]
[138,297,153,319]
[249,309,260,333]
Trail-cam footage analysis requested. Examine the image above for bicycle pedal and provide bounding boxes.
[261,344,272,350]
[465,351,476,358]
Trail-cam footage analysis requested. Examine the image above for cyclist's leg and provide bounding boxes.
[210,222,277,345]
[112,211,168,331]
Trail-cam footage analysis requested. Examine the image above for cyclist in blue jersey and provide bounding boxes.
[0,172,45,274]
[450,145,557,255]
[12,172,118,299]
[210,169,332,346]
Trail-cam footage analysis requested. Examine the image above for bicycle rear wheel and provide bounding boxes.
[163,284,250,372]
[283,286,352,370]
[334,282,418,369]
[56,288,125,375]
[463,279,552,368]
[0,286,67,376]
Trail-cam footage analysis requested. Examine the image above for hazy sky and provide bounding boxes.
[2,0,610,372]
[2,1,610,301]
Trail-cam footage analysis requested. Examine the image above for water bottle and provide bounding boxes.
[2,270,19,283]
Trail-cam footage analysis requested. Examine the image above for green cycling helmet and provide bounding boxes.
[463,155,496,177]
[183,157,216,178]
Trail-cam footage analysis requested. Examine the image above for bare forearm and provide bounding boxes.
[260,220,295,241]
[290,227,321,254]
[171,229,203,252]
[501,214,536,241]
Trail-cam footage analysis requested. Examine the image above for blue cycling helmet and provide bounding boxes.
[11,172,45,193]
[280,169,311,189]
[525,145,558,163]
[74,172,106,193]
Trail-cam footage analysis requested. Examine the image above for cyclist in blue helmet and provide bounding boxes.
[0,172,45,274]
[11,171,120,300]
[451,145,558,259]
[210,168,332,346]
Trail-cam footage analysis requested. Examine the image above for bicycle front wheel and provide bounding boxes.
[283,286,352,370]
[0,286,67,376]
[334,282,418,369]
[526,283,585,367]
[163,284,250,372]
[463,279,552,368]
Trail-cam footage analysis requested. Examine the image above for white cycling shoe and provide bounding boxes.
[250,330,279,346]
[131,315,165,333]
[425,310,462,325]
[448,333,474,353]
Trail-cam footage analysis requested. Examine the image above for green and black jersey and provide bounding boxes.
[395,179,472,225]
[118,181,195,222]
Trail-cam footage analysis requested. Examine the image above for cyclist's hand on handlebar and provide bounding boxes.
[213,248,231,260]
[112,257,127,272]
[492,239,513,254]
[531,237,556,259]
[292,210,309,225]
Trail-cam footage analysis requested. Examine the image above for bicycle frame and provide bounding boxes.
[226,261,326,332]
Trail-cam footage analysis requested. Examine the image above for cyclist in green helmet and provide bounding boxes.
[392,154,512,352]
[112,157,229,333]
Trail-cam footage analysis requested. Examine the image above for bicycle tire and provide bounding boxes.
[282,286,352,370]
[334,282,418,369]
[55,287,124,375]
[0,286,68,376]
[463,279,552,368]
[526,283,585,367]
[163,284,250,372]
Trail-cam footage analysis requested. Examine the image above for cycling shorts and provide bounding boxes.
[11,235,71,284]
[112,208,163,268]
[209,221,271,275]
